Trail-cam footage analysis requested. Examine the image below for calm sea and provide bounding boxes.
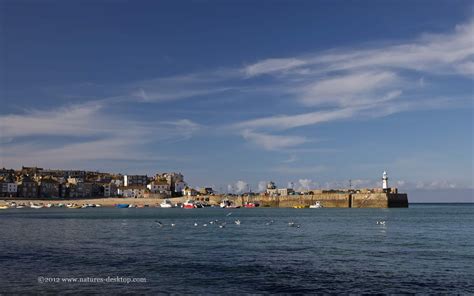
[0,204,473,294]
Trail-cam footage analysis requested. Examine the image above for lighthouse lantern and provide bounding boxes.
[382,171,389,190]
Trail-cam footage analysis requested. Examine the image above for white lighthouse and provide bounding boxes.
[382,171,388,190]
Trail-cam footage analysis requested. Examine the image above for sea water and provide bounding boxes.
[0,204,473,293]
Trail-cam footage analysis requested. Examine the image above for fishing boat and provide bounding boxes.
[183,200,195,209]
[0,205,9,210]
[160,199,173,208]
[309,201,323,208]
[243,202,259,208]
[116,204,130,208]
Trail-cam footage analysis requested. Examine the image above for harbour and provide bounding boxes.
[0,204,472,294]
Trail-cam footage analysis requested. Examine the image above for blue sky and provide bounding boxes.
[1,1,473,201]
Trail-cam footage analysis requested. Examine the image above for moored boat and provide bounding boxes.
[116,204,130,208]
[309,201,323,208]
[0,205,9,210]
[29,203,44,209]
[183,200,195,209]
[244,202,259,208]
[160,199,173,208]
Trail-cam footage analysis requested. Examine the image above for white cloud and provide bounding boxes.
[241,130,308,150]
[236,108,357,131]
[234,180,248,193]
[282,155,297,163]
[243,58,307,77]
[0,103,104,138]
[0,103,201,168]
[272,165,326,175]
[298,178,312,190]
[300,71,400,107]
[257,181,267,192]
[233,20,473,148]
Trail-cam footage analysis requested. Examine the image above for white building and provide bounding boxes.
[147,181,171,195]
[0,175,17,197]
[182,186,197,196]
[174,181,186,193]
[118,185,146,198]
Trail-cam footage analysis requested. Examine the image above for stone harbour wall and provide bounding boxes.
[224,192,408,208]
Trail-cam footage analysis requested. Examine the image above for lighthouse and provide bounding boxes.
[382,171,388,190]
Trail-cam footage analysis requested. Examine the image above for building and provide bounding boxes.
[38,176,60,198]
[0,168,15,178]
[67,177,84,185]
[182,186,198,197]
[118,185,147,198]
[174,181,186,194]
[17,175,38,198]
[199,187,214,195]
[104,183,118,197]
[147,181,171,195]
[110,177,124,187]
[21,166,43,176]
[67,182,93,198]
[266,182,295,196]
[0,174,17,197]
[156,172,184,192]
[123,175,148,187]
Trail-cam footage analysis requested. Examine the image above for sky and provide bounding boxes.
[1,0,473,202]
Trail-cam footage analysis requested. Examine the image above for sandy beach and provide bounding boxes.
[0,197,189,207]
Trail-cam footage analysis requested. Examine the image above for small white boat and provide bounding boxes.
[45,204,53,208]
[67,203,81,209]
[309,201,323,208]
[160,199,173,208]
[30,203,44,209]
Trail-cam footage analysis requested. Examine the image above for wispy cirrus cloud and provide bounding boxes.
[245,21,474,77]
[0,103,201,168]
[241,130,309,151]
[229,20,474,149]
[243,58,307,77]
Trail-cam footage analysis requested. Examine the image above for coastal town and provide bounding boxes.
[0,166,408,208]
[0,166,201,199]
